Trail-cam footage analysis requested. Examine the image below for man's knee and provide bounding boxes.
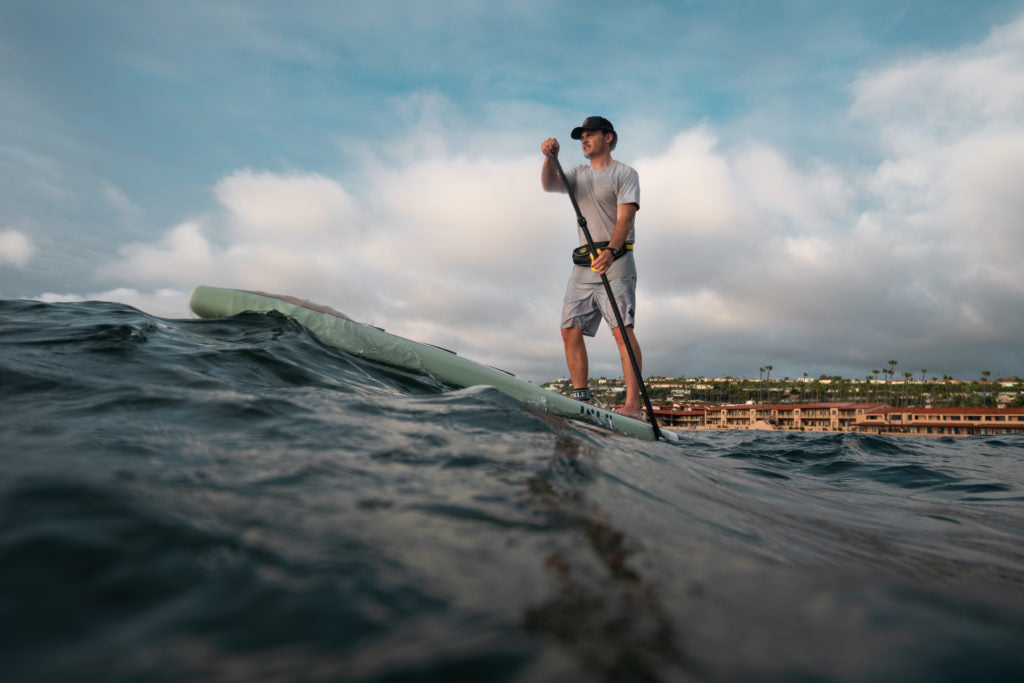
[562,326,585,343]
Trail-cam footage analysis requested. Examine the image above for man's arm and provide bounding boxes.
[540,138,565,192]
[609,202,637,251]
[591,202,637,275]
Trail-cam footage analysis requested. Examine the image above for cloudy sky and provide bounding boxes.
[2,0,1023,384]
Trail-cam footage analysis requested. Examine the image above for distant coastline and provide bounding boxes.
[542,375,1024,436]
[542,374,1024,410]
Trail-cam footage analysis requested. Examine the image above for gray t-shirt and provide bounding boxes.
[563,160,640,283]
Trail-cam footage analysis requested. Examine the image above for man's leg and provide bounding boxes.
[612,324,644,418]
[561,326,590,400]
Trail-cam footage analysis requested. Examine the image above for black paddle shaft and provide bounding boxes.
[549,152,662,440]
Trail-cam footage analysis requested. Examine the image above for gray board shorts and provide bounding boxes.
[561,276,637,337]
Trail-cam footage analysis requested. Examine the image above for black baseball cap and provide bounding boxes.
[570,115,617,149]
[570,115,615,139]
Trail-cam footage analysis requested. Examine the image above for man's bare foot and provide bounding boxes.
[614,407,645,421]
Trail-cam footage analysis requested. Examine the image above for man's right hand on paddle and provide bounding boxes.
[540,138,563,192]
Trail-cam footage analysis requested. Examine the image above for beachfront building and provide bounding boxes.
[855,405,1024,436]
[651,403,1024,436]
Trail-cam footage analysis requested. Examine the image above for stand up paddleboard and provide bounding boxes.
[189,286,675,442]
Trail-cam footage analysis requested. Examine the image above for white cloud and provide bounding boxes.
[101,182,143,216]
[0,229,35,267]
[783,236,830,268]
[361,154,563,282]
[852,15,1024,151]
[214,170,360,240]
[636,127,737,236]
[101,221,217,285]
[731,144,852,231]
[851,15,1024,303]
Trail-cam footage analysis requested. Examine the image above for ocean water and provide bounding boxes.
[1,299,1023,683]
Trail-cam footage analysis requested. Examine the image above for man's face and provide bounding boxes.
[580,129,612,158]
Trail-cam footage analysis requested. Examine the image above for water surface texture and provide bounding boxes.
[2,300,1022,682]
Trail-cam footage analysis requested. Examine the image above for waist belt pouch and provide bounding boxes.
[572,241,609,266]
[571,242,634,265]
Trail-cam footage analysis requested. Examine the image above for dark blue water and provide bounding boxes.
[2,299,1023,682]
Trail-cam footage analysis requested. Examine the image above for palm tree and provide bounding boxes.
[887,360,898,403]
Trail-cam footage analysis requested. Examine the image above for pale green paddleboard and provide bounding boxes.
[189,286,674,442]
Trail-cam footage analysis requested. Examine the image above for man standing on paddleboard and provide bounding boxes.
[541,116,646,420]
